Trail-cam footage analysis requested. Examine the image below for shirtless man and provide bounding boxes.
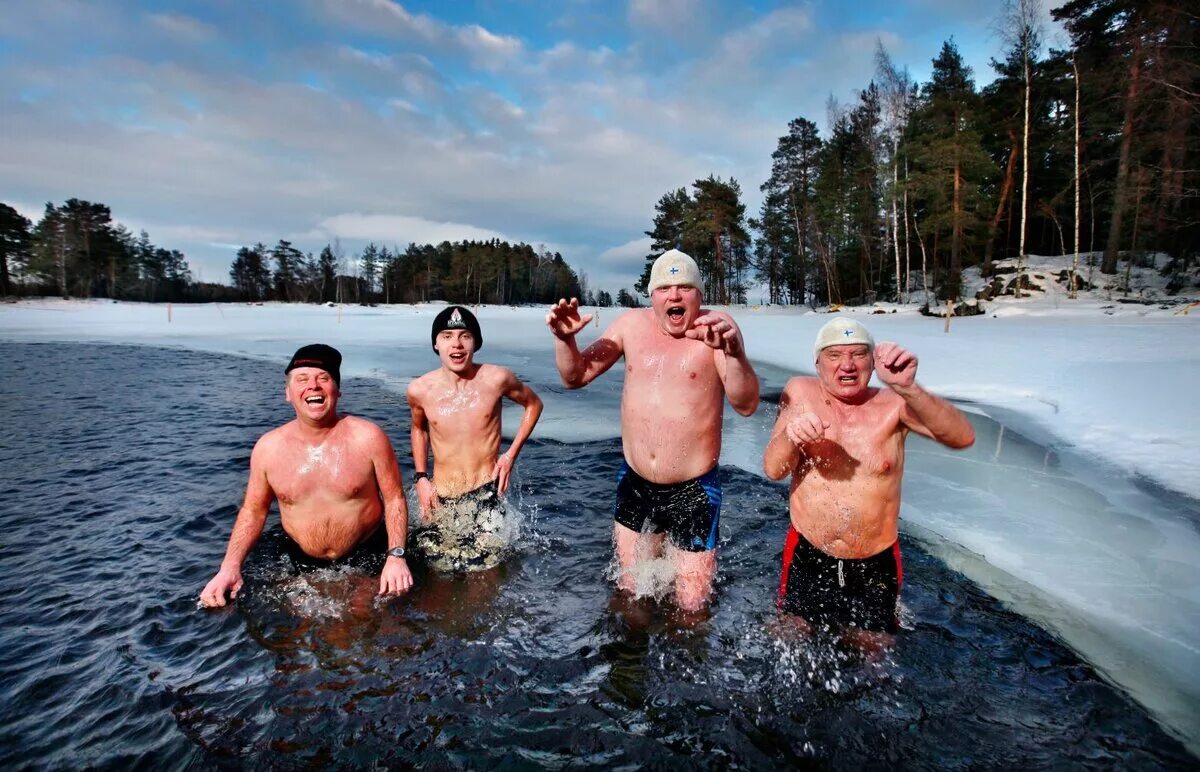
[407,306,543,572]
[199,344,413,607]
[763,318,974,641]
[547,249,760,611]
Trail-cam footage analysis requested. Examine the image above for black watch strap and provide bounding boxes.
[413,471,429,481]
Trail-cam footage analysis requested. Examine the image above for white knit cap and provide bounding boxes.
[814,317,874,361]
[648,249,702,293]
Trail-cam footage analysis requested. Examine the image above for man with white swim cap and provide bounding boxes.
[547,249,760,613]
[407,306,543,572]
[762,318,974,647]
[200,344,414,607]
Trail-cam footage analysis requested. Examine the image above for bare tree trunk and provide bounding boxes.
[903,158,911,302]
[913,215,930,304]
[1071,53,1081,299]
[1102,34,1142,274]
[951,159,963,299]
[892,155,901,302]
[985,133,1020,274]
[1017,52,1032,296]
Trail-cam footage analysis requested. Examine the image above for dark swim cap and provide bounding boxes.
[285,343,342,385]
[431,305,483,352]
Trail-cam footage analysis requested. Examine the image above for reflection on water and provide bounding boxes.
[0,343,1192,767]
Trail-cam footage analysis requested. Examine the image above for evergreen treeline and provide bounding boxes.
[640,1,1198,305]
[0,199,220,301]
[229,239,583,306]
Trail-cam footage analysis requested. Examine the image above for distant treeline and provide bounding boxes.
[638,2,1198,305]
[0,200,223,302]
[229,239,583,306]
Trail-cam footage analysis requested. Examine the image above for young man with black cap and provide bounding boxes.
[546,249,760,612]
[762,318,974,647]
[200,343,414,606]
[406,306,543,572]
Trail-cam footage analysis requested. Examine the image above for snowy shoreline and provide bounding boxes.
[4,265,1197,501]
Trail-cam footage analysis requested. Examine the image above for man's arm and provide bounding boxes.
[691,310,759,416]
[762,382,827,480]
[492,370,544,494]
[371,425,413,596]
[406,384,438,516]
[875,341,975,449]
[200,438,275,607]
[547,298,624,388]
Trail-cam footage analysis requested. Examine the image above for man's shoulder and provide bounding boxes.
[476,363,515,382]
[407,369,441,397]
[339,414,386,435]
[784,375,819,393]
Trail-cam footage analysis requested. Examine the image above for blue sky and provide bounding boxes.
[0,0,1061,294]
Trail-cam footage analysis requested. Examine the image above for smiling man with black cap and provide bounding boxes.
[200,343,414,606]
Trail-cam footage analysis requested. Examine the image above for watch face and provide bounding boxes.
[388,547,406,558]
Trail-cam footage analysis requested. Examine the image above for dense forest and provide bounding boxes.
[2,1,1194,308]
[639,1,1197,306]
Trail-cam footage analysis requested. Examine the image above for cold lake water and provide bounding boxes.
[0,341,1194,768]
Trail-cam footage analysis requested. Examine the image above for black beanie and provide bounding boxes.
[431,306,483,352]
[285,343,342,385]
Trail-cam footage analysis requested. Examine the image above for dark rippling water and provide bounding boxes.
[0,342,1192,769]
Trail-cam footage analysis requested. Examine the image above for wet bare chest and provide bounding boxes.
[271,443,375,504]
[623,338,720,397]
[810,404,904,477]
[427,387,500,436]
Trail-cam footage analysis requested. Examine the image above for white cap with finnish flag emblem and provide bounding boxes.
[813,317,874,362]
[647,249,702,294]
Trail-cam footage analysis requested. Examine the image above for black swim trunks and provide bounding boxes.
[413,480,509,572]
[776,527,902,634]
[614,462,722,552]
[285,523,387,573]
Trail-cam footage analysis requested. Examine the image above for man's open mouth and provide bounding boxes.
[666,307,685,321]
[449,352,467,363]
[305,395,326,404]
[838,375,858,383]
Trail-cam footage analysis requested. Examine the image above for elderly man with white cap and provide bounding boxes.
[763,318,974,647]
[547,249,759,612]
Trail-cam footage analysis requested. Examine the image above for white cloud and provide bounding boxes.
[147,12,217,42]
[313,213,510,245]
[598,237,653,267]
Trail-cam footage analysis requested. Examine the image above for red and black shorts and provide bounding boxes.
[776,527,902,634]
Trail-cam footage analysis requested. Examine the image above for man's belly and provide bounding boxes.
[281,503,381,559]
[432,459,496,499]
[620,414,721,484]
[789,478,901,559]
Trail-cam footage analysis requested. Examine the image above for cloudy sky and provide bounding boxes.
[1,0,1059,294]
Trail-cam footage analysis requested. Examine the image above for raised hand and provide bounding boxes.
[491,452,514,494]
[785,411,829,445]
[874,341,917,389]
[684,311,744,356]
[199,567,243,608]
[546,298,594,341]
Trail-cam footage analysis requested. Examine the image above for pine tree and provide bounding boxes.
[0,204,32,296]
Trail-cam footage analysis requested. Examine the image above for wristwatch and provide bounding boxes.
[387,546,406,558]
[413,471,429,481]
